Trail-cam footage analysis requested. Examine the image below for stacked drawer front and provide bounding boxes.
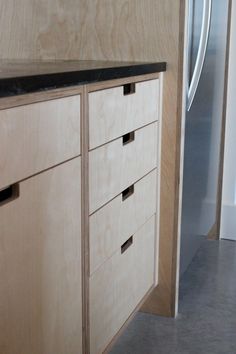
[89,78,160,354]
[89,122,158,213]
[90,215,156,354]
[90,169,157,274]
[89,79,159,149]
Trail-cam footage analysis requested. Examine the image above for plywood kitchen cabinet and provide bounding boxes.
[1,0,186,325]
[0,62,165,354]
[85,75,161,353]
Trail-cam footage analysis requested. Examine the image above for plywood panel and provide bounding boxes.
[0,95,81,189]
[89,122,158,213]
[0,1,180,64]
[73,0,183,318]
[89,79,159,149]
[90,216,155,354]
[0,157,82,354]
[90,169,157,274]
[0,0,185,317]
[0,0,83,59]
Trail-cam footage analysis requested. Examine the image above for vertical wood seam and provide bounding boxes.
[170,0,186,317]
[81,85,90,354]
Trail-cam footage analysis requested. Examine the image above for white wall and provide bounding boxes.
[220,1,236,240]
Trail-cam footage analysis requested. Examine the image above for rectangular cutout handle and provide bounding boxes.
[122,131,135,145]
[123,83,136,96]
[0,183,19,207]
[122,184,134,201]
[121,236,133,254]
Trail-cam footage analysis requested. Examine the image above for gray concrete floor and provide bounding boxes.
[110,240,236,354]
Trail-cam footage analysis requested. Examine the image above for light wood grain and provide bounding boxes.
[141,1,186,317]
[77,0,184,318]
[87,76,160,353]
[0,95,80,190]
[82,0,185,319]
[81,85,90,354]
[89,79,159,149]
[103,285,154,354]
[89,122,158,214]
[87,73,160,92]
[0,0,85,59]
[90,169,157,275]
[102,285,155,354]
[0,157,82,354]
[1,0,185,317]
[89,215,155,354]
[0,85,83,111]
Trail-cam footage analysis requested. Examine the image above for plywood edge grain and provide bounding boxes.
[0,85,83,110]
[0,74,160,111]
[207,222,218,241]
[87,73,160,92]
[153,72,164,286]
[81,85,90,354]
[141,0,186,318]
[170,0,187,317]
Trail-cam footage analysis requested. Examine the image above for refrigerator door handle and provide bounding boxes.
[187,0,212,111]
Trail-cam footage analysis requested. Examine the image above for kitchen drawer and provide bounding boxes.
[89,122,158,214]
[89,79,159,149]
[90,169,157,274]
[0,157,82,354]
[90,215,156,354]
[0,95,80,190]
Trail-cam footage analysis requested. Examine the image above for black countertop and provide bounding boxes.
[0,60,166,98]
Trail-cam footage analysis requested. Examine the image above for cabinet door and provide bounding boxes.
[0,95,81,190]
[0,157,82,354]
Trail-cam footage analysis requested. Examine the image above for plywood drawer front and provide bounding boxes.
[89,122,158,213]
[90,215,155,354]
[90,169,157,274]
[89,79,159,149]
[0,157,82,354]
[0,95,80,190]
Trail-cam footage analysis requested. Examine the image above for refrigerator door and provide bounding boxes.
[187,0,212,111]
[180,0,229,275]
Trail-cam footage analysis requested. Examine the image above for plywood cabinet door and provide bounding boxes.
[0,95,81,190]
[0,157,82,354]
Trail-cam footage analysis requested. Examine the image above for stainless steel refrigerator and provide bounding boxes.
[180,0,229,275]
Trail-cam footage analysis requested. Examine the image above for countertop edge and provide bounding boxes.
[0,62,167,98]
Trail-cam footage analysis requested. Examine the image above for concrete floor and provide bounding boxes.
[110,240,236,354]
